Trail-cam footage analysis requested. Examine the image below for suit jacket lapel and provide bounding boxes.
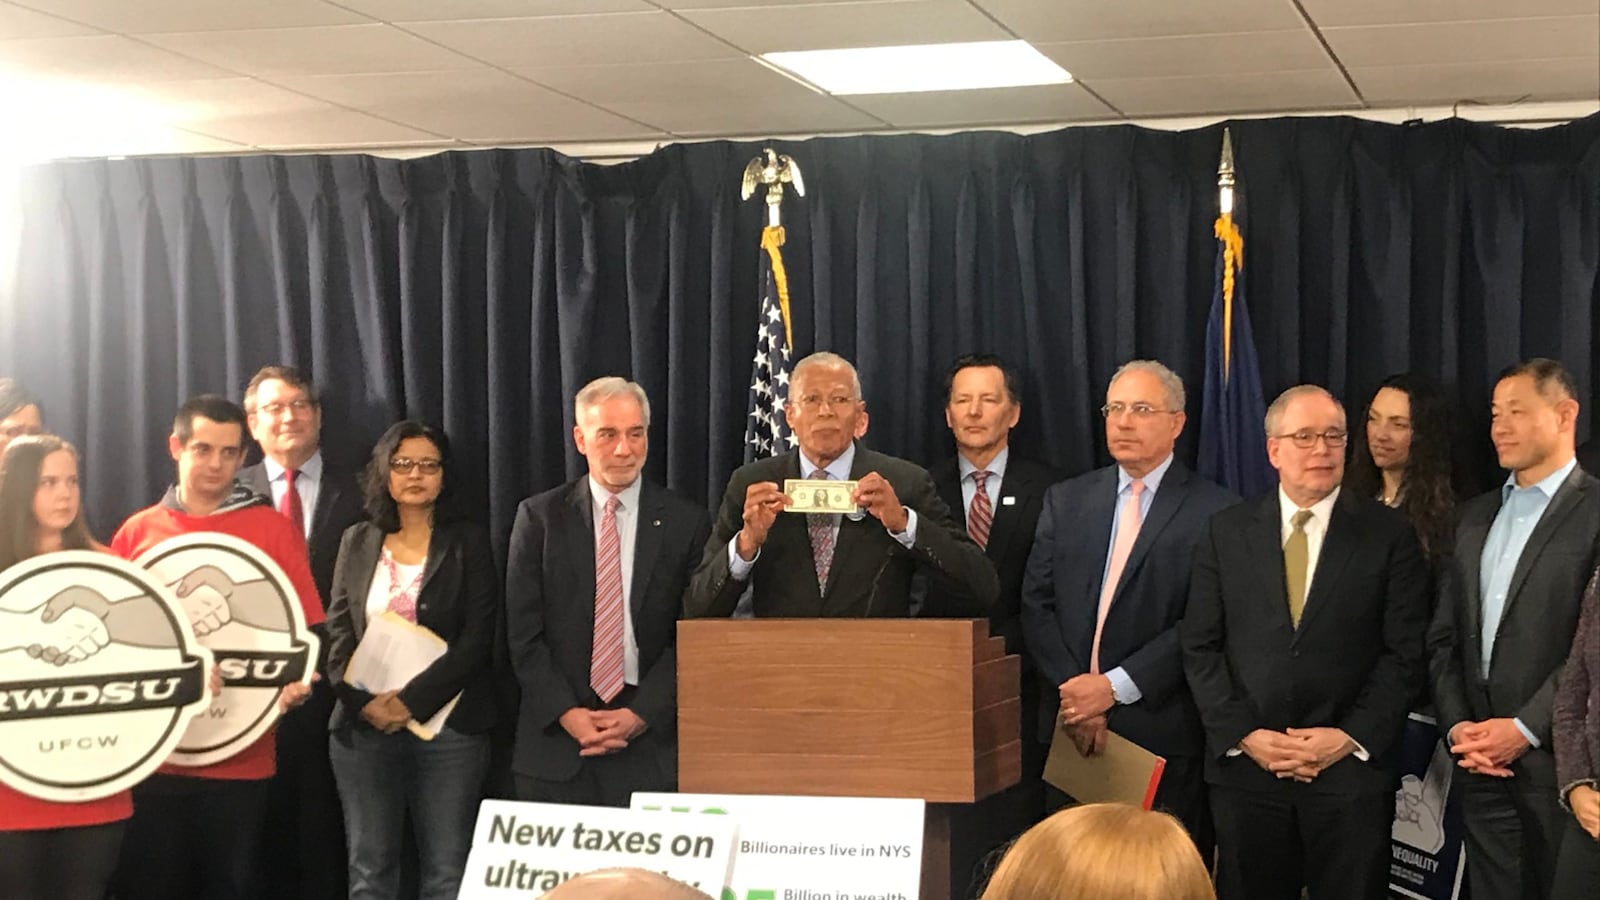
[416,522,448,595]
[565,479,598,616]
[1294,492,1358,639]
[347,526,382,642]
[822,445,874,601]
[1078,467,1119,626]
[1250,495,1294,634]
[986,464,1032,565]
[629,484,665,619]
[935,462,964,529]
[1501,471,1589,631]
[1456,498,1497,664]
[1111,464,1186,605]
[309,471,344,544]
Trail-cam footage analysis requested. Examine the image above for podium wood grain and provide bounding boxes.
[678,620,1022,900]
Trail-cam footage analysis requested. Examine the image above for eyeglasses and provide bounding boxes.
[0,424,42,440]
[1275,430,1349,449]
[792,394,857,411]
[1100,403,1176,419]
[389,457,442,475]
[257,399,315,417]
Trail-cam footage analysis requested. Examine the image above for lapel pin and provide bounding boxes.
[1002,496,1016,506]
[653,519,662,526]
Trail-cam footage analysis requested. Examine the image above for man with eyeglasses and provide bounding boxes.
[0,377,44,456]
[687,351,996,619]
[110,394,322,900]
[1182,384,1428,900]
[506,377,710,806]
[1429,358,1600,900]
[1021,360,1237,859]
[238,365,364,900]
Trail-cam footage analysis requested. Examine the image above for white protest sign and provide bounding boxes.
[456,800,737,898]
[135,533,319,767]
[633,793,924,900]
[0,551,213,801]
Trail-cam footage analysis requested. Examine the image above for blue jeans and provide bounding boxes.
[330,725,489,900]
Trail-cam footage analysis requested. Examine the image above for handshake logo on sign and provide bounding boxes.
[0,551,212,802]
[136,533,319,768]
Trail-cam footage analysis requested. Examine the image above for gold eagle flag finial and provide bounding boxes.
[741,148,805,228]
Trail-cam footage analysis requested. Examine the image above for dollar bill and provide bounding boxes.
[783,478,858,514]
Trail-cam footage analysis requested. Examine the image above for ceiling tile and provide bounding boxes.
[681,0,1006,54]
[608,93,882,137]
[0,33,234,80]
[333,0,650,22]
[406,11,742,67]
[183,104,447,148]
[1323,17,1600,69]
[1040,30,1332,81]
[122,77,339,122]
[48,124,253,157]
[8,0,370,33]
[0,1,98,38]
[849,82,1116,127]
[975,0,1305,42]
[275,68,663,141]
[1091,68,1360,117]
[1297,0,1600,27]
[656,0,871,8]
[515,58,818,103]
[1350,57,1600,105]
[141,23,481,77]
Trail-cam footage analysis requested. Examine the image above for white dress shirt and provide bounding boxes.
[262,450,322,541]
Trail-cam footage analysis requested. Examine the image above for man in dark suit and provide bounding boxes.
[686,351,996,619]
[506,377,709,806]
[1182,384,1429,900]
[1428,358,1600,900]
[238,365,364,900]
[928,352,1058,894]
[1023,360,1237,854]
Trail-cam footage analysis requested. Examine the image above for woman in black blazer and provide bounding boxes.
[326,421,500,900]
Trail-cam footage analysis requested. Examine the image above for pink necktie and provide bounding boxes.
[1090,479,1144,674]
[807,471,836,594]
[968,471,993,549]
[590,495,625,702]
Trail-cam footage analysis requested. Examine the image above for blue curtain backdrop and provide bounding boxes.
[4,114,1599,555]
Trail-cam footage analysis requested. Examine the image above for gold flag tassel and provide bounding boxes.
[761,225,793,350]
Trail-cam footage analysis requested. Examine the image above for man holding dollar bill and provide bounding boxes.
[687,352,997,618]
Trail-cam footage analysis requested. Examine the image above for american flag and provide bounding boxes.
[744,226,796,462]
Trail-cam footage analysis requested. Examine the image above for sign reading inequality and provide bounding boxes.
[0,550,212,801]
[634,792,925,900]
[135,532,318,767]
[456,799,738,898]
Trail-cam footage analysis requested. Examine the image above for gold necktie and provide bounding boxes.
[1284,509,1314,627]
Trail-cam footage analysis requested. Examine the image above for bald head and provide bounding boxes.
[541,868,713,900]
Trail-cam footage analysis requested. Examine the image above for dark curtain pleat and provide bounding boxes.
[8,114,1600,555]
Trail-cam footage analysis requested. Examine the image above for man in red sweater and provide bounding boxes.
[110,394,322,900]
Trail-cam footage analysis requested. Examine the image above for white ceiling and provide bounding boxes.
[0,0,1595,158]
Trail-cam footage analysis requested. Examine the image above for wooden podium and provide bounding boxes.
[677,619,1021,900]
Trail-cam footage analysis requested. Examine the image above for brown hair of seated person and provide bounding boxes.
[981,803,1215,900]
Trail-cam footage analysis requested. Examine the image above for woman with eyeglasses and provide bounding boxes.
[0,434,124,900]
[325,421,500,900]
[1346,373,1458,563]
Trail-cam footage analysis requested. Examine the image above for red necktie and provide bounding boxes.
[968,470,994,549]
[279,468,305,536]
[590,495,626,703]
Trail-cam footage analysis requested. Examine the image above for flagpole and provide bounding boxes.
[1215,129,1240,384]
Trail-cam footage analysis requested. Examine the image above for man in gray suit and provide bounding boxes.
[1429,358,1600,900]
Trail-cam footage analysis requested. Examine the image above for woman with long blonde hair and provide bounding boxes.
[982,803,1215,900]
